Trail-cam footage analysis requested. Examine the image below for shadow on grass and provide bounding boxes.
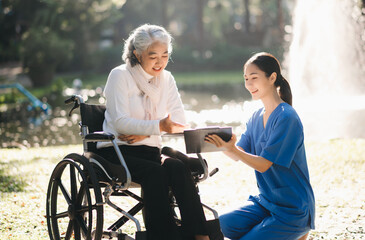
[0,168,26,192]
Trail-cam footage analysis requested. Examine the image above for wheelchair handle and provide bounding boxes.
[65,95,76,104]
[65,95,84,116]
[65,94,85,104]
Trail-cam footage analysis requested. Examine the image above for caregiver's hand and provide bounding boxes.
[205,133,237,152]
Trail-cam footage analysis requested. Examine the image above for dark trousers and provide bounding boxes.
[95,145,208,240]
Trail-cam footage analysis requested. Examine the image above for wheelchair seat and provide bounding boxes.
[84,152,127,184]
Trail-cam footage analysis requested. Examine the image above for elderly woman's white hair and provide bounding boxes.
[122,24,173,66]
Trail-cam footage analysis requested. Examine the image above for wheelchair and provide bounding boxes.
[46,95,224,240]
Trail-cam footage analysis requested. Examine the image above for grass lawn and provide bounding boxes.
[1,138,365,239]
[174,71,244,85]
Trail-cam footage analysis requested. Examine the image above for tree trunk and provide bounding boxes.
[161,0,168,27]
[243,0,251,33]
[196,0,204,52]
[277,0,284,35]
[28,64,56,87]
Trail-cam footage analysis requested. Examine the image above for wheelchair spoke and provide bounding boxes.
[76,214,89,237]
[76,205,91,215]
[70,164,78,202]
[75,183,86,206]
[54,210,69,219]
[74,218,81,240]
[64,220,74,240]
[91,204,99,211]
[76,204,99,217]
[57,179,72,205]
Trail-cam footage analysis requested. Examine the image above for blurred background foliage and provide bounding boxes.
[1,0,294,87]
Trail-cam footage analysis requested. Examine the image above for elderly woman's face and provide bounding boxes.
[134,41,169,77]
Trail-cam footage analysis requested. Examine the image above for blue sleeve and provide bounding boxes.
[260,115,303,168]
[237,120,252,153]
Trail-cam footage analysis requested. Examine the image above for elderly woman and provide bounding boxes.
[95,24,210,240]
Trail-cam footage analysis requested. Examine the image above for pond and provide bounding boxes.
[2,83,365,149]
[0,83,254,148]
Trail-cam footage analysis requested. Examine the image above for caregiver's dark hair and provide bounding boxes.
[245,52,292,106]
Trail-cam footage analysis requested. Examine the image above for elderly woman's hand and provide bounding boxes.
[118,134,149,144]
[159,114,187,134]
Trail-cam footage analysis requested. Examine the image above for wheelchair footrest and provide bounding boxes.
[206,219,224,240]
[135,231,147,240]
[102,230,147,240]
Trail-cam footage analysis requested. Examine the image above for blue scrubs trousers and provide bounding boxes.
[219,200,310,240]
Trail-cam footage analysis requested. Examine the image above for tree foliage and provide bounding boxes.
[0,0,296,86]
[1,0,123,86]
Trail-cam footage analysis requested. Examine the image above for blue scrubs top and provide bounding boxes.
[237,102,315,229]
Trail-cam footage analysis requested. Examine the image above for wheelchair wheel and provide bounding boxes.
[46,153,104,240]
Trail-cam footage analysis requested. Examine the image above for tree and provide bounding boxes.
[0,0,43,62]
[161,0,168,27]
[43,0,123,72]
[243,0,251,33]
[196,0,205,52]
[8,0,123,86]
[277,0,284,36]
[21,27,73,87]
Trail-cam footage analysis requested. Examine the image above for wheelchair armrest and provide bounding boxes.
[196,153,209,181]
[161,146,210,182]
[84,132,115,142]
[82,131,132,189]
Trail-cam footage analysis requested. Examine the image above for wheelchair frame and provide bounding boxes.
[46,95,221,240]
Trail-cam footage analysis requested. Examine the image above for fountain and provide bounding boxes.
[285,0,365,140]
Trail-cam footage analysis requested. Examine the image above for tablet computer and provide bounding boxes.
[183,126,232,153]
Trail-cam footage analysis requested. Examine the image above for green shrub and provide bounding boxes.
[169,43,282,72]
[92,45,123,73]
[20,27,74,87]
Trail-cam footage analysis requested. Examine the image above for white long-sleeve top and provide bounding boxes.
[97,64,186,149]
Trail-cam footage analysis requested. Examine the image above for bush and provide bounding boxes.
[92,45,123,73]
[20,27,74,87]
[169,43,282,72]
